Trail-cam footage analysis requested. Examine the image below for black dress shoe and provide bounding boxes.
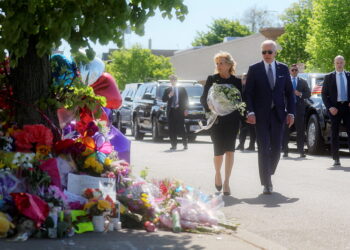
[263,186,272,194]
[183,145,188,150]
[333,159,341,166]
[246,146,255,151]
[236,144,244,151]
[283,153,288,158]
[170,146,176,150]
[300,153,306,158]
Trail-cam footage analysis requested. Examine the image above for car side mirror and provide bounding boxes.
[124,96,132,102]
[143,93,155,100]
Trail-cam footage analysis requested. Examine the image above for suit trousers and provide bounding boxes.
[168,108,187,147]
[239,120,256,148]
[283,108,305,154]
[330,102,350,160]
[256,108,284,186]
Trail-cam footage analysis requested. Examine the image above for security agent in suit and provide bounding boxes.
[162,75,189,150]
[245,40,295,194]
[321,55,350,166]
[282,64,311,158]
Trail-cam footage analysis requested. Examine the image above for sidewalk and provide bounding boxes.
[0,228,287,250]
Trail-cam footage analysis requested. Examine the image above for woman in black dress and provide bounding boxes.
[200,51,242,196]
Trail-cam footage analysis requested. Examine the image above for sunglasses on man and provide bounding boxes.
[291,69,298,72]
[262,50,274,55]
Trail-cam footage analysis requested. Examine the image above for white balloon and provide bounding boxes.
[80,57,105,86]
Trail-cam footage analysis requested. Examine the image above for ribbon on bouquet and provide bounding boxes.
[195,112,218,133]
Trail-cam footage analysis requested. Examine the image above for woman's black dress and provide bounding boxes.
[200,74,243,156]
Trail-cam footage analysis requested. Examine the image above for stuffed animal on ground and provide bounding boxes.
[0,212,15,238]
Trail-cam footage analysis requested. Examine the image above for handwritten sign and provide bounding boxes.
[67,173,116,201]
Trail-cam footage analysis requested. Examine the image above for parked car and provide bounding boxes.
[299,73,348,154]
[131,80,207,142]
[111,83,143,134]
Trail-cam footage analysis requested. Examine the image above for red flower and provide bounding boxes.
[54,139,75,154]
[13,130,33,152]
[24,124,53,146]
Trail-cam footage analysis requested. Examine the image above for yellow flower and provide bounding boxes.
[84,201,97,211]
[104,157,111,166]
[97,200,112,211]
[36,145,51,159]
[84,155,104,173]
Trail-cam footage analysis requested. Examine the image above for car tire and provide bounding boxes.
[152,117,163,142]
[115,114,126,134]
[306,114,325,155]
[133,118,144,140]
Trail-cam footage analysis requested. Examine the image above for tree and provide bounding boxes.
[276,0,312,66]
[306,0,350,72]
[0,0,187,129]
[191,18,251,46]
[106,45,174,90]
[242,6,277,33]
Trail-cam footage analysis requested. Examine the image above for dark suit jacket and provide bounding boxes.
[295,76,311,114]
[162,86,189,116]
[245,61,295,122]
[321,71,350,110]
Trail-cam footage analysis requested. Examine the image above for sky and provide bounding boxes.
[59,0,298,57]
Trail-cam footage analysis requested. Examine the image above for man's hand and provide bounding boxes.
[329,107,338,116]
[294,90,302,97]
[184,110,188,116]
[246,114,256,124]
[286,114,294,128]
[168,90,174,98]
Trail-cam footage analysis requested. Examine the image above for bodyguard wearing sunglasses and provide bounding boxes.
[282,64,311,158]
[245,40,295,195]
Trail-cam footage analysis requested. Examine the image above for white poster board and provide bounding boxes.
[67,173,117,202]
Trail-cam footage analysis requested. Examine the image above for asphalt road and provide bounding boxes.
[129,133,350,250]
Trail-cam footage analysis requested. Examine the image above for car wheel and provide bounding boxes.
[152,117,163,142]
[306,114,325,155]
[116,114,126,134]
[188,135,197,142]
[133,118,144,140]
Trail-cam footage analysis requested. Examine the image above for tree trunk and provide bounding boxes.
[9,36,60,139]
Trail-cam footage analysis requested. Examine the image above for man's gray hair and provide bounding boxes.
[261,40,277,51]
[334,55,345,61]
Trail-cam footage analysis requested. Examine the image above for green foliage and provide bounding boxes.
[305,0,350,72]
[276,0,312,67]
[192,19,252,47]
[106,45,174,90]
[0,0,188,64]
[37,59,106,120]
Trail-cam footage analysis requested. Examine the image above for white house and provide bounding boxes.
[170,28,284,82]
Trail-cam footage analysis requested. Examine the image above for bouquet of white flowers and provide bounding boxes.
[196,83,246,132]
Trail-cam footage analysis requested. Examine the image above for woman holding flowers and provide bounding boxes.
[200,51,243,196]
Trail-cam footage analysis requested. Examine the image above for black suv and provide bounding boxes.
[111,83,143,134]
[131,80,206,142]
[300,73,348,154]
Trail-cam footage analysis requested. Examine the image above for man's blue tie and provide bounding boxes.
[267,64,274,90]
[340,72,347,101]
[292,78,297,90]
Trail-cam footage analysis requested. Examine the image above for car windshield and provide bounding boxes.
[183,85,203,98]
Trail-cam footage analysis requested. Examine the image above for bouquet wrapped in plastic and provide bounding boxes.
[197,83,246,132]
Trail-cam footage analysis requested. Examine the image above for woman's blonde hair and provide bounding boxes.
[214,51,236,75]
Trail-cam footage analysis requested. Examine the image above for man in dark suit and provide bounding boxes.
[282,64,311,158]
[162,75,189,150]
[236,73,256,151]
[245,40,295,194]
[321,55,350,166]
